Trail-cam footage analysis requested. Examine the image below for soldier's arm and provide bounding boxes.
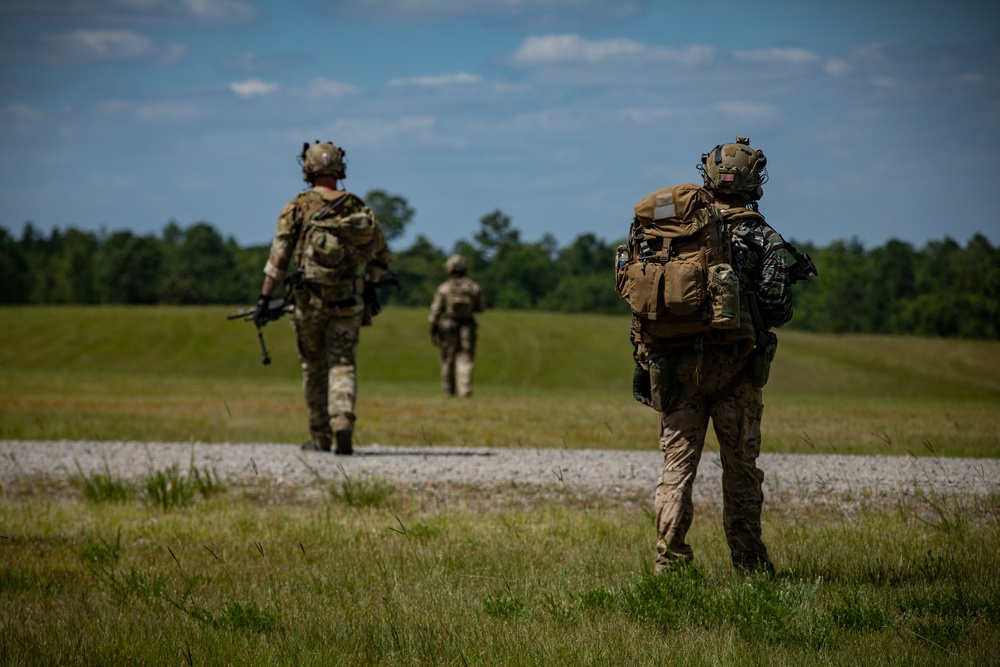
[364,218,392,283]
[428,284,446,325]
[754,225,794,329]
[260,199,301,296]
[473,281,486,313]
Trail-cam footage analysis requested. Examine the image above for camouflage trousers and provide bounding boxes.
[653,347,772,573]
[292,291,363,449]
[439,321,477,397]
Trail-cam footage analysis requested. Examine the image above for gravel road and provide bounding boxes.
[2,440,997,508]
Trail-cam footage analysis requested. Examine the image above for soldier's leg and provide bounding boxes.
[455,324,477,398]
[294,308,333,451]
[325,311,362,452]
[710,381,772,573]
[655,397,709,571]
[439,333,457,396]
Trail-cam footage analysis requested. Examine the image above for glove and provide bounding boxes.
[430,323,441,345]
[362,280,381,317]
[632,364,653,408]
[253,294,270,327]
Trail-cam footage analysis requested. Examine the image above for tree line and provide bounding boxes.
[1,190,996,339]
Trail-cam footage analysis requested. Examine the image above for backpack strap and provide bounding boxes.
[312,193,351,222]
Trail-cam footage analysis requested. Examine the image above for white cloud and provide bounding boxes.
[733,47,821,66]
[230,79,281,97]
[326,0,643,24]
[181,0,258,22]
[304,78,361,98]
[387,73,482,87]
[39,29,158,61]
[825,58,852,77]
[1,0,258,24]
[511,34,714,66]
[1,103,44,122]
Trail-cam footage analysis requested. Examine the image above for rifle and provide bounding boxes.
[361,271,402,326]
[227,296,293,365]
[786,243,818,284]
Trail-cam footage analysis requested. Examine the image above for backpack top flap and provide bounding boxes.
[634,183,719,239]
[309,190,376,244]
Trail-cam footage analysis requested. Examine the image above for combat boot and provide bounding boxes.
[733,553,775,577]
[334,429,353,456]
[301,434,332,452]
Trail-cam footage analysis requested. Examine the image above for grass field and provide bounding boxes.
[1,473,998,666]
[2,306,999,665]
[0,305,997,457]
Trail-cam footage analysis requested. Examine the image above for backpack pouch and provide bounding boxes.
[300,228,346,285]
[621,262,666,319]
[660,259,705,316]
[707,263,740,328]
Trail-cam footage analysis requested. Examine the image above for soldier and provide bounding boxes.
[256,141,391,455]
[629,138,795,575]
[428,255,485,397]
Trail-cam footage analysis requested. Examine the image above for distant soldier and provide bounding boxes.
[429,255,485,397]
[257,141,391,454]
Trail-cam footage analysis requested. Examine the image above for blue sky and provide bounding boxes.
[1,0,998,254]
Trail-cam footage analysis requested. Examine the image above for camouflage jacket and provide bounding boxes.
[429,276,485,325]
[730,210,794,330]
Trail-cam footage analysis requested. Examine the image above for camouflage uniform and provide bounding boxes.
[263,186,391,450]
[641,210,793,573]
[429,275,485,397]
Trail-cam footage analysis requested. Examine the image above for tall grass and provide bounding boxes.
[68,449,225,508]
[1,306,998,456]
[1,480,997,666]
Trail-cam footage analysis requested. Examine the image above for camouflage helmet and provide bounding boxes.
[298,140,346,182]
[697,137,768,201]
[445,254,469,274]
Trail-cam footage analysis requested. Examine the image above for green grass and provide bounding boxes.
[0,481,998,666]
[1,305,998,456]
[68,452,226,508]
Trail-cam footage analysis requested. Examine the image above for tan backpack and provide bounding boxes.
[295,189,378,287]
[616,183,744,340]
[445,277,479,320]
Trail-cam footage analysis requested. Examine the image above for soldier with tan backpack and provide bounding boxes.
[616,137,815,575]
[256,141,392,455]
[429,255,486,397]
